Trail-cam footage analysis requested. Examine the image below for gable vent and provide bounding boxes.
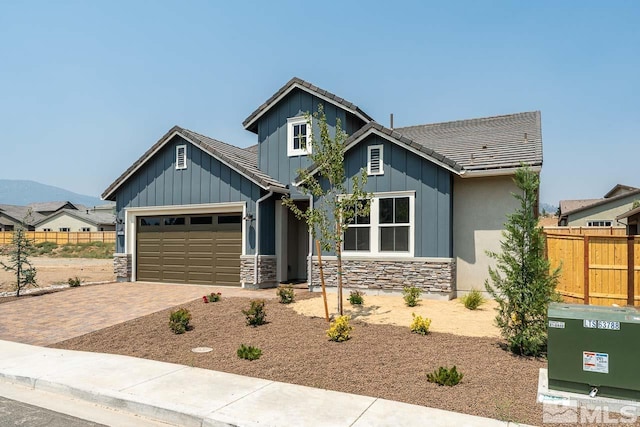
[176,145,187,170]
[367,145,384,176]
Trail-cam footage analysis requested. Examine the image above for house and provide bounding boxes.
[28,201,79,217]
[0,205,45,231]
[34,208,116,232]
[102,77,543,298]
[558,184,640,227]
[616,206,640,235]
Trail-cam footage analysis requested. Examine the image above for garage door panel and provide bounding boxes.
[137,214,241,285]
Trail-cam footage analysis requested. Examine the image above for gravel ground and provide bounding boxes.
[52,293,552,425]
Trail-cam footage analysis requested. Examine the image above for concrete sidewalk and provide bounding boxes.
[0,340,529,427]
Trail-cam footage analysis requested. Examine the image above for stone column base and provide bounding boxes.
[113,253,132,282]
[240,256,278,289]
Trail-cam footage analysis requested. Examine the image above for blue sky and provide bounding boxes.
[1,1,638,206]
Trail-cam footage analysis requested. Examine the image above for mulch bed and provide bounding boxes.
[51,293,552,424]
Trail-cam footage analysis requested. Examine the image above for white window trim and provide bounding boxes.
[587,220,613,227]
[342,191,415,258]
[176,144,187,170]
[287,116,312,157]
[367,144,384,175]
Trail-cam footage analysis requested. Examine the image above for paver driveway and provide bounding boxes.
[0,282,274,346]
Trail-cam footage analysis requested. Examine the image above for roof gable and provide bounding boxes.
[561,189,640,217]
[34,209,116,227]
[604,184,639,199]
[242,77,373,133]
[102,126,287,201]
[0,204,45,225]
[395,111,542,172]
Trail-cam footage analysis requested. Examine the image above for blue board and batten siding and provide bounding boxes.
[114,135,271,254]
[257,89,366,198]
[339,134,453,258]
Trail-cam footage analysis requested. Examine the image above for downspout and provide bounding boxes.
[307,193,313,290]
[254,190,274,287]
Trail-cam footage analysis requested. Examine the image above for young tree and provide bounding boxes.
[283,104,371,315]
[1,211,38,296]
[485,165,561,356]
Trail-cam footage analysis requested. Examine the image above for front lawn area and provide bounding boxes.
[51,293,547,424]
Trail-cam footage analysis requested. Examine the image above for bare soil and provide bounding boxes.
[53,292,551,425]
[0,256,114,295]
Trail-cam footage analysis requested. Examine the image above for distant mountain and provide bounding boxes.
[0,179,104,207]
[540,202,558,215]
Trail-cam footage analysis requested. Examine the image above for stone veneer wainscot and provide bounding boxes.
[113,253,132,282]
[240,255,277,288]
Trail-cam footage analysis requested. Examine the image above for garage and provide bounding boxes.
[136,213,242,285]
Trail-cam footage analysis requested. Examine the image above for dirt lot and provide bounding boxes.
[53,292,551,425]
[0,257,114,294]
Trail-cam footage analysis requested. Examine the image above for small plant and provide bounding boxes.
[402,286,422,307]
[203,292,221,303]
[326,315,353,342]
[169,308,191,334]
[410,313,431,335]
[276,285,295,304]
[68,276,82,287]
[427,366,464,386]
[461,289,485,310]
[237,344,262,361]
[242,299,267,326]
[348,290,364,305]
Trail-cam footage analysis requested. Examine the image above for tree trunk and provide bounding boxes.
[336,223,343,315]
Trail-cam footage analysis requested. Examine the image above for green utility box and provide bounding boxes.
[548,303,640,400]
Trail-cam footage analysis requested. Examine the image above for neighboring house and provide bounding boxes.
[558,184,640,227]
[28,201,78,217]
[34,209,116,232]
[0,205,45,231]
[616,206,640,235]
[102,77,542,298]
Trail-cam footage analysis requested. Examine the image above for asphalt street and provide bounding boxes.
[0,395,106,427]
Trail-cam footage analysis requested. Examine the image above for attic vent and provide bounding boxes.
[176,145,187,170]
[367,145,384,176]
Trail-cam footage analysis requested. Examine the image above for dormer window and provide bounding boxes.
[287,116,311,157]
[367,145,383,175]
[176,145,187,170]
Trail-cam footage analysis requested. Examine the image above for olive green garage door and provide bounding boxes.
[136,214,242,285]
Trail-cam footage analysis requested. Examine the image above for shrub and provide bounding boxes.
[169,308,191,334]
[276,285,295,304]
[427,366,464,386]
[237,344,262,361]
[68,276,82,287]
[326,315,353,342]
[410,313,431,335]
[402,286,422,307]
[242,299,267,326]
[348,290,364,305]
[35,241,57,255]
[461,289,485,310]
[203,292,221,303]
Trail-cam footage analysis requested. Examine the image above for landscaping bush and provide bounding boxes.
[348,290,364,305]
[276,285,295,304]
[402,286,421,307]
[68,276,82,287]
[169,308,192,334]
[326,315,353,342]
[410,313,431,335]
[35,241,57,255]
[242,299,267,326]
[427,366,463,386]
[203,292,221,303]
[461,289,485,310]
[237,344,262,361]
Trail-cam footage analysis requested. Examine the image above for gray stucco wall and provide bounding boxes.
[256,88,366,199]
[315,134,453,258]
[114,135,267,253]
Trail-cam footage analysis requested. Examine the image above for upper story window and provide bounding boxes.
[176,145,187,170]
[367,145,384,175]
[287,116,312,157]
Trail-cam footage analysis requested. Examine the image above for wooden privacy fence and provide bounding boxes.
[546,233,640,307]
[544,226,627,236]
[0,231,116,245]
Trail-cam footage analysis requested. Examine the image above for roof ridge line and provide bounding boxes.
[395,111,540,131]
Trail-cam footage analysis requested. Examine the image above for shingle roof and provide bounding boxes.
[28,201,77,213]
[34,208,115,227]
[101,126,286,201]
[604,184,639,199]
[560,189,640,216]
[395,111,542,171]
[242,77,374,133]
[0,204,45,225]
[559,199,602,215]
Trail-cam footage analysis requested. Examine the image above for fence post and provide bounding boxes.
[628,235,635,307]
[583,235,590,305]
